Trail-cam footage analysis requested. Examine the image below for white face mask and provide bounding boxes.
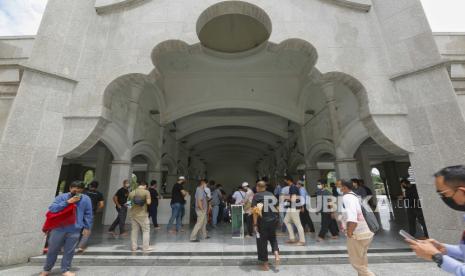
[317,184,323,189]
[337,188,342,195]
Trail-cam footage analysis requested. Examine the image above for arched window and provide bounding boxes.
[371,168,385,195]
[326,171,336,184]
[131,173,138,191]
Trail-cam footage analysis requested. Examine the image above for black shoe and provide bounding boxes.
[205,236,211,239]
[190,239,200,242]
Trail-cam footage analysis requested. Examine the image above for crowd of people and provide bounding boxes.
[39,165,465,276]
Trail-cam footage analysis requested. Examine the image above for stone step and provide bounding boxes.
[29,249,423,266]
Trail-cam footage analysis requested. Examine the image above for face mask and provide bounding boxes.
[317,184,323,189]
[337,188,342,195]
[441,196,465,212]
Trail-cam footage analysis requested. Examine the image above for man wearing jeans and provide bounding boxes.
[211,184,223,228]
[190,179,208,242]
[167,176,188,233]
[108,180,130,236]
[40,181,93,276]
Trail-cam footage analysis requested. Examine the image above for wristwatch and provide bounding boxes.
[432,253,443,268]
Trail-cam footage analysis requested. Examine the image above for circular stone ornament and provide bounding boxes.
[196,1,272,53]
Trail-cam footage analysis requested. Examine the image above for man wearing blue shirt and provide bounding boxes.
[40,181,93,276]
[408,166,465,275]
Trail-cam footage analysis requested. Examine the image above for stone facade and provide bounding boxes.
[0,0,465,266]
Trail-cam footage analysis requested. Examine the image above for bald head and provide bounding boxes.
[257,181,267,192]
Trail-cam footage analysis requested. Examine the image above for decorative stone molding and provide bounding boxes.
[19,63,78,83]
[322,0,371,12]
[390,59,449,81]
[95,0,149,14]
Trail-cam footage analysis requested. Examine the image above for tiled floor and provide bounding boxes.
[82,220,409,254]
[0,263,448,276]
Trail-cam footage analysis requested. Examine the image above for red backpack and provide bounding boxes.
[42,203,77,233]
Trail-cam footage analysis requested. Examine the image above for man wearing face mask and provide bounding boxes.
[399,178,429,238]
[408,165,465,275]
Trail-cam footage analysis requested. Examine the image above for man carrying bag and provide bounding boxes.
[40,181,93,276]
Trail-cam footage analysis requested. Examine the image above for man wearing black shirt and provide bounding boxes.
[108,180,130,236]
[400,179,428,238]
[252,181,280,271]
[78,181,104,251]
[148,180,160,229]
[167,176,188,233]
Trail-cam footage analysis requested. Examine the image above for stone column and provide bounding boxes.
[147,170,163,185]
[335,158,360,180]
[322,82,341,145]
[383,161,405,221]
[355,147,375,191]
[103,161,132,225]
[0,70,75,266]
[305,164,321,195]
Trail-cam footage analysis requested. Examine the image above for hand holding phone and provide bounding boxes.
[399,229,416,241]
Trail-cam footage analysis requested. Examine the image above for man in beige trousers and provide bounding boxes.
[282,176,306,246]
[337,179,375,276]
[190,179,208,242]
[128,181,154,252]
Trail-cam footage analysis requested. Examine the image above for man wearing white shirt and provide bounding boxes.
[337,179,375,276]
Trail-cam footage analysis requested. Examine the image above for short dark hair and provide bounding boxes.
[284,175,294,182]
[351,178,360,185]
[318,179,327,185]
[150,180,157,186]
[340,179,354,190]
[400,178,410,185]
[89,180,99,188]
[70,180,85,189]
[436,165,465,187]
[139,181,148,186]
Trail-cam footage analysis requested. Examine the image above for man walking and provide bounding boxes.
[337,179,375,276]
[211,183,223,228]
[296,180,315,234]
[252,181,280,271]
[400,178,428,238]
[317,182,339,241]
[128,181,154,252]
[77,181,104,252]
[190,179,208,242]
[167,176,188,233]
[148,180,161,229]
[40,181,93,276]
[108,180,130,236]
[282,176,305,246]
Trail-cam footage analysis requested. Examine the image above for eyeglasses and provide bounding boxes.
[437,189,455,198]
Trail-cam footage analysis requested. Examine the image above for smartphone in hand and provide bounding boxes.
[399,229,416,241]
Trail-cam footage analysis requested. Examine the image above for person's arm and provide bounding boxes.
[146,191,152,206]
[113,194,120,208]
[444,244,465,260]
[343,196,358,238]
[442,255,465,275]
[82,197,93,234]
[49,194,79,213]
[181,189,188,197]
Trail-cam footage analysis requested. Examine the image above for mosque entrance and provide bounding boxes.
[46,0,424,265]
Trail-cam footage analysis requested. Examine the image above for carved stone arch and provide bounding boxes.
[306,139,336,165]
[336,119,370,158]
[100,122,132,161]
[320,71,410,155]
[131,141,160,171]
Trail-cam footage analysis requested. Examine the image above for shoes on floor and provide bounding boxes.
[143,247,155,252]
[190,239,200,242]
